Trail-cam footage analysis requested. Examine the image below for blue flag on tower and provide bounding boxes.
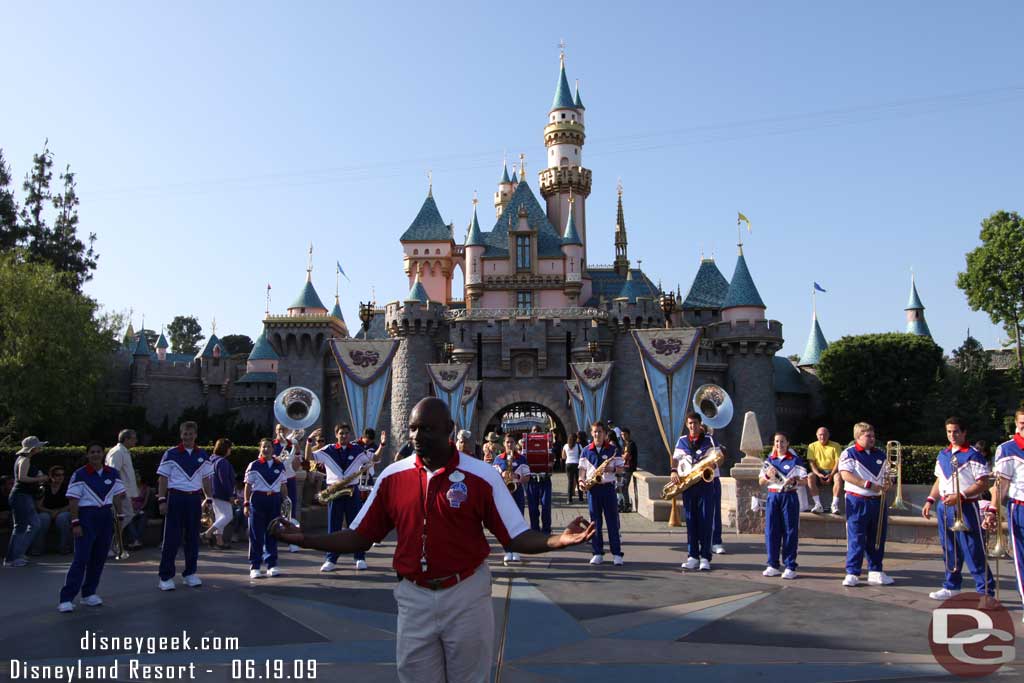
[336,261,350,282]
[813,282,827,293]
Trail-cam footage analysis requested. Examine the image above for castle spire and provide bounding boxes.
[306,242,314,282]
[904,270,932,337]
[799,309,828,367]
[613,179,629,277]
[551,45,576,110]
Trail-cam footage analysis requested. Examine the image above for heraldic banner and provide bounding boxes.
[457,380,481,433]
[426,363,472,431]
[631,329,702,456]
[564,379,585,434]
[328,339,399,438]
[569,362,614,428]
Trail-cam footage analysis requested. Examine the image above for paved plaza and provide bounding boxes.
[2,476,1023,682]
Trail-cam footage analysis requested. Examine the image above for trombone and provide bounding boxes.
[886,441,908,511]
[985,475,1009,602]
[938,452,971,575]
[875,442,901,549]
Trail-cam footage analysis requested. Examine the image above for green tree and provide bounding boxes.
[50,164,98,292]
[957,210,1024,384]
[817,333,944,440]
[220,334,254,356]
[0,149,23,250]
[0,254,122,442]
[168,315,203,355]
[19,139,53,258]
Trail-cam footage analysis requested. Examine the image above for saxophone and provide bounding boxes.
[317,452,381,504]
[580,455,619,493]
[661,447,725,500]
[502,465,518,493]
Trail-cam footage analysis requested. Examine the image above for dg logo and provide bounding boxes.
[928,593,1015,678]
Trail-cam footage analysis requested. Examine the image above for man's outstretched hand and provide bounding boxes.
[269,518,304,545]
[556,515,596,549]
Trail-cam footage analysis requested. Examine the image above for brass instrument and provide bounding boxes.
[886,441,908,511]
[661,447,725,500]
[273,386,322,432]
[874,444,900,548]
[111,508,129,560]
[950,453,970,533]
[580,454,620,493]
[691,384,734,430]
[501,465,518,494]
[985,475,1008,602]
[200,497,215,537]
[281,495,300,528]
[317,452,381,504]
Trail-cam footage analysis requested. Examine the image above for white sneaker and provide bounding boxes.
[57,601,74,612]
[830,501,840,514]
[288,544,300,553]
[158,579,176,591]
[82,594,103,606]
[867,571,894,585]
[682,557,699,570]
[842,574,859,587]
[249,569,262,579]
[355,560,368,571]
[183,574,202,587]
[699,558,711,571]
[782,569,797,580]
[929,588,958,600]
[503,552,513,565]
[711,544,726,555]
[320,561,338,572]
[267,567,281,577]
[810,503,824,513]
[613,555,624,566]
[510,553,521,562]
[763,566,781,577]
[4,558,28,568]
[589,554,604,565]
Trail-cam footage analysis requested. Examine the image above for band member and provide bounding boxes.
[244,439,289,578]
[671,412,720,570]
[309,423,375,571]
[58,444,127,612]
[579,421,625,566]
[273,424,303,552]
[525,427,553,536]
[921,417,994,600]
[806,426,844,514]
[204,438,237,550]
[157,421,214,591]
[838,422,894,587]
[494,434,530,564]
[273,397,595,683]
[758,432,807,579]
[987,408,1024,620]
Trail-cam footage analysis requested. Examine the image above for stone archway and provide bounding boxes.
[476,379,577,444]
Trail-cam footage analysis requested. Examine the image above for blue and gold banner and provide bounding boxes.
[564,379,585,433]
[426,363,472,430]
[457,380,481,433]
[631,329,702,458]
[329,339,399,437]
[570,362,614,428]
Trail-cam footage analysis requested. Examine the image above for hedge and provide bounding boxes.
[759,444,951,485]
[0,446,262,485]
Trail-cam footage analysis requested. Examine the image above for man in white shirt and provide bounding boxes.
[105,429,139,546]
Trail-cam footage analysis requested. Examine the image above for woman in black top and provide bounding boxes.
[35,466,73,554]
[5,437,49,567]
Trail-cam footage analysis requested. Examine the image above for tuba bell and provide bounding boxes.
[692,384,733,430]
[273,386,322,432]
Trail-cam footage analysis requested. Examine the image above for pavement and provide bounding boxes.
[2,474,1023,682]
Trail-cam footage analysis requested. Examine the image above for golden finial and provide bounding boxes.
[427,169,433,197]
[519,153,526,180]
[617,178,623,197]
[472,190,478,207]
[559,39,566,66]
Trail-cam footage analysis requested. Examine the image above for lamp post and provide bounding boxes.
[358,301,374,332]
[587,339,599,362]
[658,290,683,526]
[443,341,454,363]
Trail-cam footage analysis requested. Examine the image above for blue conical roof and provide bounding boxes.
[799,315,828,366]
[561,206,582,246]
[500,162,511,184]
[907,317,932,337]
[248,327,279,361]
[156,331,169,349]
[196,334,227,359]
[290,277,327,311]
[400,192,451,242]
[551,58,576,110]
[511,168,518,184]
[614,271,649,302]
[132,332,151,355]
[406,275,429,304]
[905,277,925,310]
[574,81,585,110]
[722,252,766,309]
[330,296,345,322]
[682,258,730,309]
[465,206,486,247]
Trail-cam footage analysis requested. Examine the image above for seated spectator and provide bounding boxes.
[806,426,844,514]
[125,472,151,549]
[33,466,73,555]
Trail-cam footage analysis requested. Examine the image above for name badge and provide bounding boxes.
[104,479,112,485]
[197,457,204,463]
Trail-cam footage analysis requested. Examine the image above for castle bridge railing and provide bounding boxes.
[444,307,608,321]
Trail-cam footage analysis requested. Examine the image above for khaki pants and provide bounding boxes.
[394,563,494,683]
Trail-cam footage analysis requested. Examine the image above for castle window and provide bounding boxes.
[516,235,531,270]
[560,157,569,166]
[435,248,441,255]
[571,114,576,121]
[517,291,532,309]
[413,249,419,255]
[560,113,566,119]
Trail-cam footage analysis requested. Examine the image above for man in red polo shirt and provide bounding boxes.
[274,397,595,682]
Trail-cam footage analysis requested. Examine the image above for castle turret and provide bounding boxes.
[721,245,766,323]
[155,329,169,361]
[242,325,279,378]
[130,332,151,404]
[406,271,430,304]
[539,52,592,269]
[613,182,629,277]
[681,257,729,325]
[905,273,931,337]
[400,185,456,304]
[798,313,828,367]
[464,199,486,307]
[494,161,514,218]
[123,321,136,349]
[288,250,328,317]
[561,194,583,303]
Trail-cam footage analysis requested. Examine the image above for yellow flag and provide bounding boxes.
[737,212,751,232]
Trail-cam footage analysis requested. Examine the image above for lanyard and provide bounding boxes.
[419,466,432,573]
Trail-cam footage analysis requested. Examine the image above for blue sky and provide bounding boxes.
[2,1,1022,357]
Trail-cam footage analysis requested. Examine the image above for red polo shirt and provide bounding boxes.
[351,446,529,581]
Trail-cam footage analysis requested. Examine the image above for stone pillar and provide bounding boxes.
[731,410,766,534]
[387,302,445,449]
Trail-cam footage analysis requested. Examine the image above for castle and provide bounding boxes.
[110,55,936,473]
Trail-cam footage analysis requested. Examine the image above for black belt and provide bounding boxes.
[398,567,476,590]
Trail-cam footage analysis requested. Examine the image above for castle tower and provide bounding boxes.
[289,245,329,317]
[681,257,729,326]
[538,52,592,269]
[561,193,583,303]
[400,184,456,304]
[155,329,169,361]
[464,198,486,308]
[721,243,766,323]
[245,325,279,377]
[798,312,828,367]
[905,273,932,337]
[130,333,151,405]
[613,182,629,277]
[494,161,514,218]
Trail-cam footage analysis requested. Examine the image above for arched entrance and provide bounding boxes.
[484,401,567,442]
